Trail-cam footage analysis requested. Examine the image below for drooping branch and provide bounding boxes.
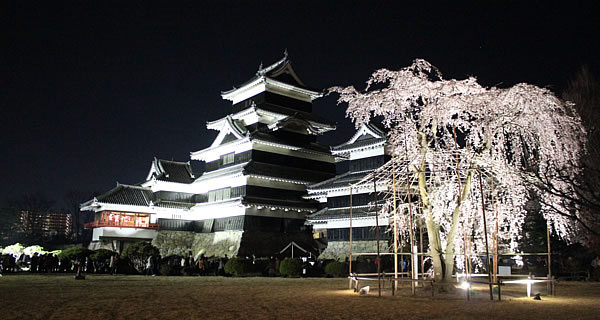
[330,58,586,281]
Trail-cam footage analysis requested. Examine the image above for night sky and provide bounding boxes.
[2,1,598,207]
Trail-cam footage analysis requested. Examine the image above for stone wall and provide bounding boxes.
[152,230,243,258]
[319,240,387,261]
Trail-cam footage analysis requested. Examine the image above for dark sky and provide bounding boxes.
[2,1,598,207]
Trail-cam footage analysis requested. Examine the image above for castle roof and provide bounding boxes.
[332,122,387,154]
[244,161,334,184]
[81,184,195,210]
[147,158,195,184]
[306,206,376,224]
[93,184,153,207]
[221,51,322,104]
[242,196,317,212]
[307,171,373,192]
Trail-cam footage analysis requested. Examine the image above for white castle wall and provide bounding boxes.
[319,240,388,261]
[152,230,243,258]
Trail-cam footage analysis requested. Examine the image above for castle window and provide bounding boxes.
[221,152,235,165]
[208,187,232,202]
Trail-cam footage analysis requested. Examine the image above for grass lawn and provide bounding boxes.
[1,274,599,319]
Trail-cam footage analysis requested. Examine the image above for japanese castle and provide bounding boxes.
[305,123,390,259]
[81,53,390,259]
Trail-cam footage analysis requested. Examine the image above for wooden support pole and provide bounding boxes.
[406,172,416,295]
[419,215,424,278]
[547,222,553,295]
[478,171,494,301]
[349,187,353,273]
[348,187,353,289]
[547,222,552,278]
[498,280,502,301]
[494,222,498,283]
[493,186,499,284]
[373,176,382,297]
[392,156,399,295]
[464,222,469,301]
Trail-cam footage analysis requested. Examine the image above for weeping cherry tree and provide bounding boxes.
[330,59,586,283]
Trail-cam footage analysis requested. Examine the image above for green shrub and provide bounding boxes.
[121,242,159,273]
[224,257,251,276]
[58,246,90,265]
[325,261,348,277]
[279,257,302,277]
[90,249,114,273]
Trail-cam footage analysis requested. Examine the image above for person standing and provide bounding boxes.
[591,256,599,281]
[146,256,154,276]
[198,255,205,276]
[217,258,225,276]
[110,254,118,275]
[30,253,39,273]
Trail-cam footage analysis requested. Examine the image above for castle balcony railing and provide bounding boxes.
[83,221,159,230]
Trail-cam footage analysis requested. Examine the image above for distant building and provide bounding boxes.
[305,123,391,260]
[81,53,336,257]
[0,216,21,245]
[20,211,73,238]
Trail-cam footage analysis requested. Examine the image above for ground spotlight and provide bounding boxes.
[359,286,370,295]
[460,281,471,290]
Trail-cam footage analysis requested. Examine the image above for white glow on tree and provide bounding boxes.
[331,59,586,282]
[23,245,47,257]
[1,243,25,259]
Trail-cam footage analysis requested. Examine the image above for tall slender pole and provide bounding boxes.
[349,186,353,276]
[373,176,381,297]
[492,180,498,284]
[464,221,469,300]
[547,222,553,295]
[547,222,552,279]
[406,172,415,294]
[392,156,399,294]
[404,135,415,294]
[478,171,494,301]
[463,222,468,275]
[419,215,424,278]
[494,208,499,283]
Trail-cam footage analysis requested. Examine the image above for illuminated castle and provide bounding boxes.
[81,53,336,257]
[305,123,390,259]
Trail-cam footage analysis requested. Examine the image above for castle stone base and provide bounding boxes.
[319,240,388,261]
[152,230,317,259]
[153,230,243,258]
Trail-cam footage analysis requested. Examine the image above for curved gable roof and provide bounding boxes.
[146,158,195,183]
[332,123,387,153]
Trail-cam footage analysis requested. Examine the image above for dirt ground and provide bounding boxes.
[1,274,599,319]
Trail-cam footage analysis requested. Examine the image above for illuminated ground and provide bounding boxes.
[1,274,599,319]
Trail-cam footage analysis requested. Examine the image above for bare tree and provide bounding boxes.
[61,191,97,239]
[532,66,600,244]
[562,66,600,156]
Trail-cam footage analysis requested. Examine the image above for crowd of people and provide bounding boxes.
[3,251,597,280]
[1,253,76,273]
[141,253,229,276]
